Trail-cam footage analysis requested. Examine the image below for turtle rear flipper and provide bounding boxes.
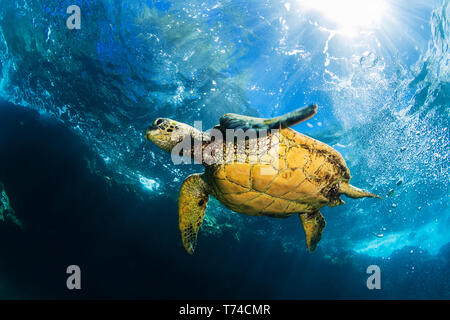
[219,104,317,132]
[178,174,210,254]
[299,211,326,252]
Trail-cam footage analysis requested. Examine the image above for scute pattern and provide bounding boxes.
[205,128,351,217]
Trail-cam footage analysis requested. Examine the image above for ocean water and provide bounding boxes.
[0,0,448,299]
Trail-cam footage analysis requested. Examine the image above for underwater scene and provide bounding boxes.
[0,0,448,299]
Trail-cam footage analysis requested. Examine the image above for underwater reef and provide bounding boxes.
[0,182,21,228]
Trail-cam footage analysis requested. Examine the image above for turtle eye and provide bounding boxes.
[155,118,163,126]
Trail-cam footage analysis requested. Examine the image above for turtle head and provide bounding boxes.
[145,118,201,153]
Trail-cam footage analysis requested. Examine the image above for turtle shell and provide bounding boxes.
[204,128,351,217]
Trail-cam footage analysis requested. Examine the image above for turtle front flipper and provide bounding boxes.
[219,104,317,132]
[178,174,210,254]
[299,211,326,252]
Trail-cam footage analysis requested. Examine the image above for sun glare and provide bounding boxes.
[297,0,388,36]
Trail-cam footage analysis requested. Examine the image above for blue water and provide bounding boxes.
[0,0,448,299]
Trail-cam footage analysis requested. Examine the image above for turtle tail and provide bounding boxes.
[340,183,382,199]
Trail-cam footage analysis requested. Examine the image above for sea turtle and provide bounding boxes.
[145,105,380,254]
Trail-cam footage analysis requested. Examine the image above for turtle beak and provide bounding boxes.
[145,124,158,141]
[146,118,168,141]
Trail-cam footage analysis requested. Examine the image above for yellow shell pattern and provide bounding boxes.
[204,128,351,217]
